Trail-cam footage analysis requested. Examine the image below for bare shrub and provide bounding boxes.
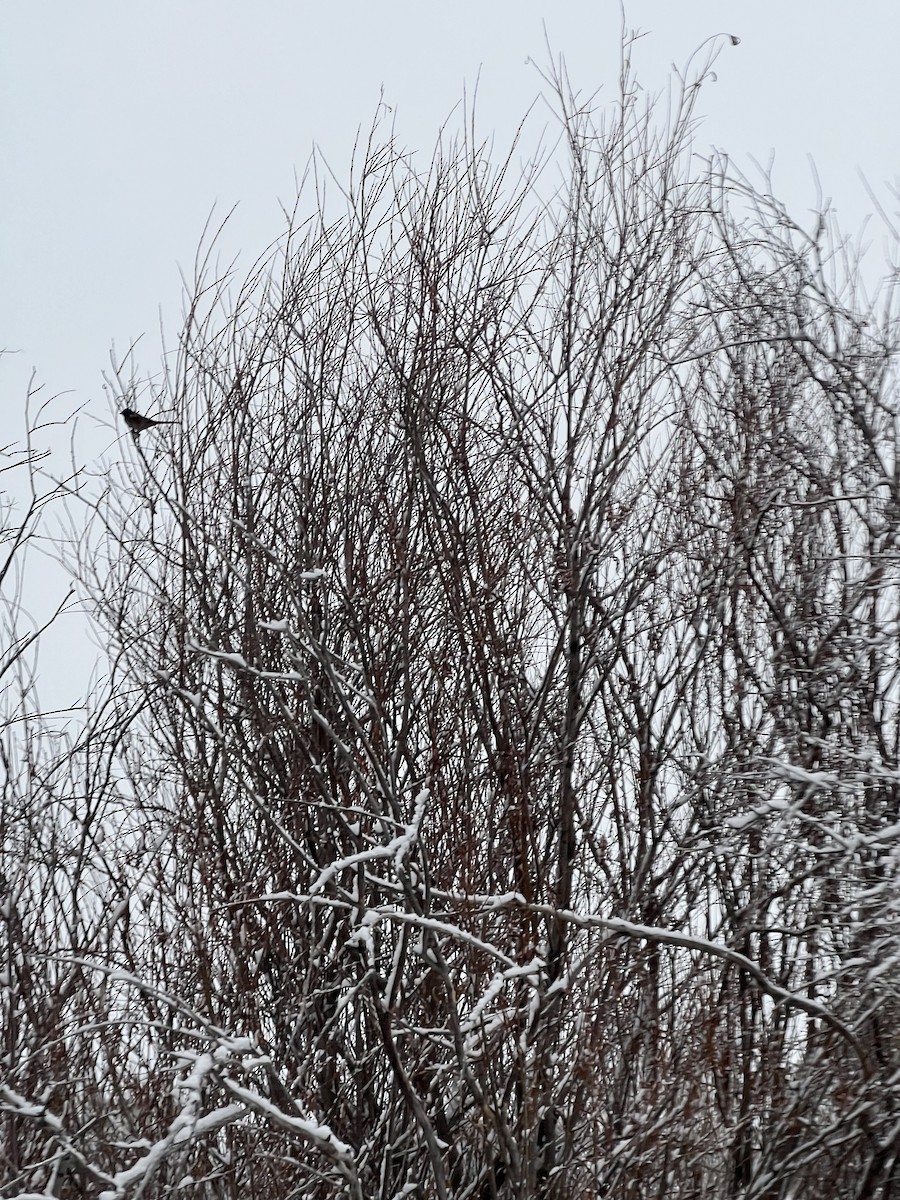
[4,43,900,1200]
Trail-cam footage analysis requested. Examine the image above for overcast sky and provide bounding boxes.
[4,3,899,415]
[2,2,899,703]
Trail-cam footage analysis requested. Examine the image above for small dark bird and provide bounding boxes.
[121,408,175,437]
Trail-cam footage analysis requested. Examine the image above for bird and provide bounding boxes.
[121,408,175,437]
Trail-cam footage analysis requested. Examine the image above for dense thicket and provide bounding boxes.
[3,50,900,1200]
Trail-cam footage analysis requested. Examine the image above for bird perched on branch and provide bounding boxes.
[121,408,175,438]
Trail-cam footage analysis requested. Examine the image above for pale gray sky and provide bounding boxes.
[2,2,898,703]
[3,3,898,415]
